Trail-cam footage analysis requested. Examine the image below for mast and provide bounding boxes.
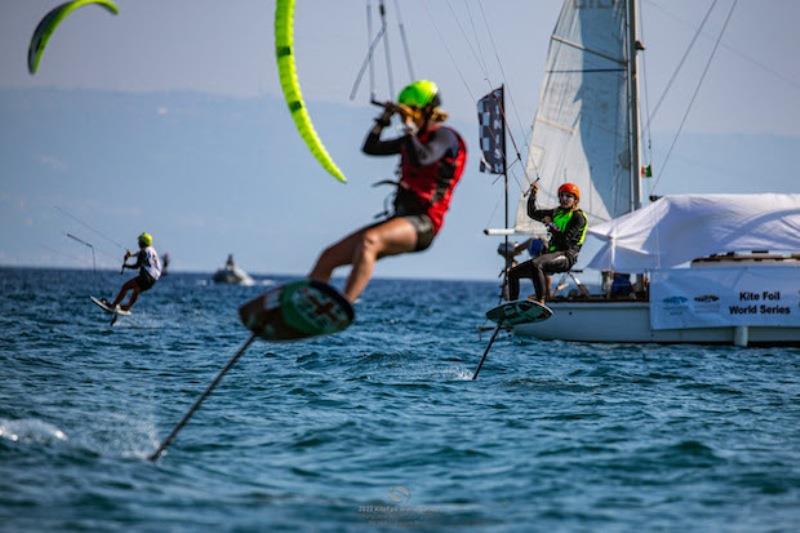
[501,85,510,294]
[627,0,643,211]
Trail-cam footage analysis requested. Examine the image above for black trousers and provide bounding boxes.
[507,252,574,301]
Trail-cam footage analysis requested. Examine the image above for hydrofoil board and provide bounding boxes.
[239,280,354,341]
[486,299,552,326]
[91,296,131,317]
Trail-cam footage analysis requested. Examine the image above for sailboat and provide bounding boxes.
[489,0,800,346]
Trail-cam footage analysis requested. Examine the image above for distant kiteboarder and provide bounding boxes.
[161,252,170,276]
[308,80,468,303]
[98,232,162,313]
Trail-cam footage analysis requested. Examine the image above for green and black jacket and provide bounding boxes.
[527,191,588,259]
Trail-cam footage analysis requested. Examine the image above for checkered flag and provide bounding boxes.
[477,86,505,175]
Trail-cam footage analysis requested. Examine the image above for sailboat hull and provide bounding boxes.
[513,300,800,346]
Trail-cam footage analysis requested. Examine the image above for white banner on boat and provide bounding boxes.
[650,267,800,330]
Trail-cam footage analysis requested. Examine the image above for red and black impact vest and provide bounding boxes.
[397,125,467,233]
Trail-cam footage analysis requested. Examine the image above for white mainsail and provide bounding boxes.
[515,0,636,234]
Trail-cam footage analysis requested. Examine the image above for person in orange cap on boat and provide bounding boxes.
[507,181,588,304]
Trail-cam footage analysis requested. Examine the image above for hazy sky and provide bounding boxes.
[1,0,799,279]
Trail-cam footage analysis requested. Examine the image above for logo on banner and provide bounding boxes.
[693,293,721,313]
[693,294,719,302]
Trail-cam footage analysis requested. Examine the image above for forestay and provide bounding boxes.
[515,0,634,235]
[587,194,800,272]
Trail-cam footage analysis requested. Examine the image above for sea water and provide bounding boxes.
[1,268,798,530]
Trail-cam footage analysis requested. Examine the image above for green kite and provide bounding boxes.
[275,0,347,183]
[28,0,119,75]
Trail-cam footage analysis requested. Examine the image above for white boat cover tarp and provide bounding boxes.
[650,267,800,329]
[515,0,633,236]
[588,194,800,271]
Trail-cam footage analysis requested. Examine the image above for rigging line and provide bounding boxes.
[378,0,395,97]
[349,24,387,100]
[652,0,739,191]
[475,0,536,181]
[445,0,492,83]
[484,195,501,229]
[475,1,527,141]
[45,240,112,271]
[65,232,93,249]
[645,0,800,94]
[444,0,534,185]
[392,0,415,81]
[446,0,534,185]
[421,2,476,103]
[638,0,654,167]
[498,102,534,185]
[367,1,375,100]
[645,0,719,130]
[53,205,125,250]
[551,35,626,66]
[463,0,492,86]
[60,225,121,263]
[39,243,85,265]
[66,232,99,290]
[508,166,525,196]
[656,145,759,183]
[547,68,625,73]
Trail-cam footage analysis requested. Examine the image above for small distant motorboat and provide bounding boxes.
[212,255,254,286]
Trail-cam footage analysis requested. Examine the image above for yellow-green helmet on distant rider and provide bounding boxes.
[397,80,441,108]
[138,232,153,247]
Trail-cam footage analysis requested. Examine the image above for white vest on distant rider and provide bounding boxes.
[142,246,162,280]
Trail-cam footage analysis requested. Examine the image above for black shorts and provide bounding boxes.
[370,214,435,252]
[137,271,156,292]
[403,214,435,252]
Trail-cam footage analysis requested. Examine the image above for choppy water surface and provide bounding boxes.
[1,268,799,530]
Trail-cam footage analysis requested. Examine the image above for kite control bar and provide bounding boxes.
[370,99,448,123]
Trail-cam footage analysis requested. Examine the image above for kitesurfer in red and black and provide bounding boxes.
[507,181,588,304]
[309,80,467,303]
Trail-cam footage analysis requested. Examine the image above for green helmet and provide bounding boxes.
[397,80,441,108]
[138,232,153,247]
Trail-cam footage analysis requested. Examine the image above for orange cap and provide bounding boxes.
[557,182,580,201]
